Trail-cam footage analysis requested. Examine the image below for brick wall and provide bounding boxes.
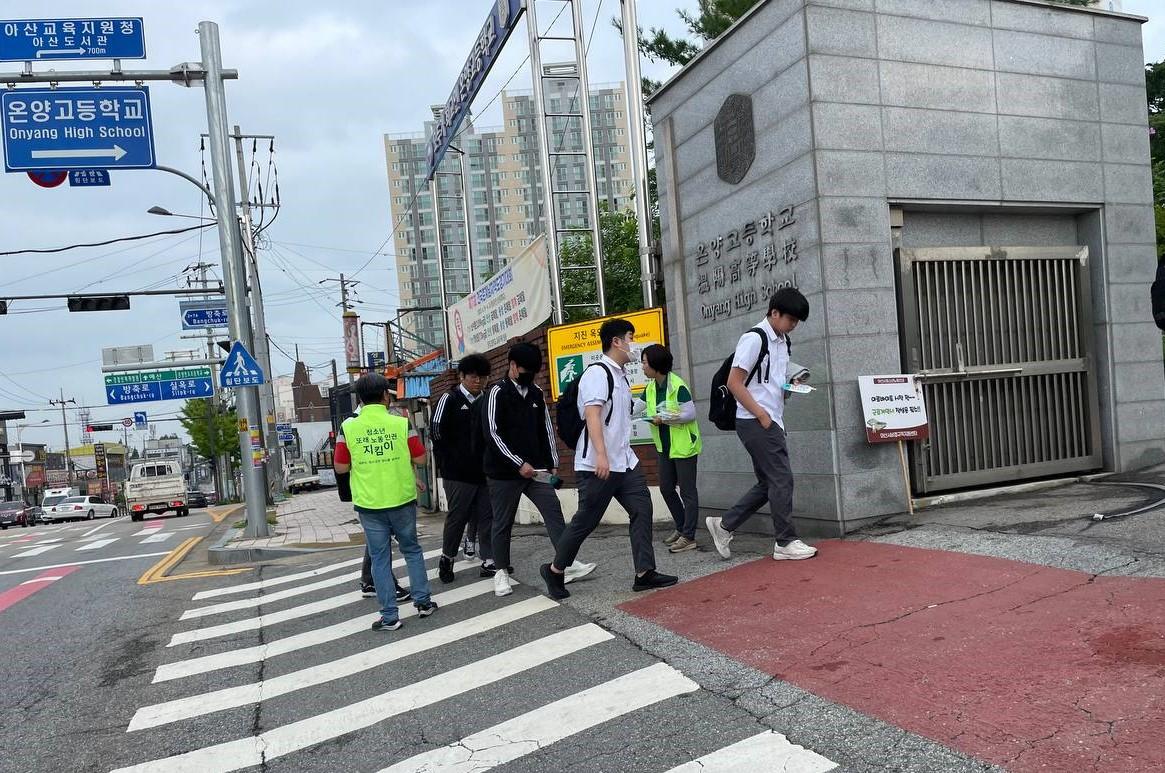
[429,326,660,488]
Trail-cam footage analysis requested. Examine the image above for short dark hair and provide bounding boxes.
[769,288,809,321]
[458,353,491,377]
[355,372,389,405]
[641,344,673,374]
[508,342,542,373]
[599,318,635,351]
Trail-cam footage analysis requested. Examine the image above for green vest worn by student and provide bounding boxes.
[644,372,702,459]
[341,404,416,510]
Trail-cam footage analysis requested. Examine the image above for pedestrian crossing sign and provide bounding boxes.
[219,341,265,388]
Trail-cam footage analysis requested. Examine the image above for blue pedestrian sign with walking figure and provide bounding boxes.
[1,86,156,171]
[220,341,265,388]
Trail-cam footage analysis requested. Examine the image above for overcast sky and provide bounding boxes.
[1,0,1162,451]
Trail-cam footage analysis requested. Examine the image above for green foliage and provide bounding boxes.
[636,0,760,94]
[179,399,240,463]
[559,203,647,323]
[1150,62,1165,261]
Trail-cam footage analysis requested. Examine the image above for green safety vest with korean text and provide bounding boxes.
[340,404,417,510]
[644,372,702,460]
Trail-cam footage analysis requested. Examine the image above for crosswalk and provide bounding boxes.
[0,533,183,560]
[107,541,841,772]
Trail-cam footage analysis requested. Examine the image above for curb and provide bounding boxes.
[207,525,363,566]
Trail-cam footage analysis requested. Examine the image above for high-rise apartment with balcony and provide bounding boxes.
[384,76,633,349]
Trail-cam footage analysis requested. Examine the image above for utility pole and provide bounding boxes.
[199,20,268,538]
[233,125,282,500]
[185,261,227,501]
[49,391,76,485]
[320,274,360,384]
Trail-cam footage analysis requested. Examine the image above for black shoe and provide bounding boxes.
[394,585,412,603]
[632,570,679,592]
[479,562,498,577]
[540,563,570,600]
[360,583,376,598]
[416,600,438,618]
[371,618,402,632]
[438,556,455,584]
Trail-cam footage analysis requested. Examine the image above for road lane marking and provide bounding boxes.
[140,532,173,544]
[178,548,442,620]
[191,556,364,600]
[131,595,556,730]
[0,552,171,576]
[208,504,243,524]
[81,519,121,538]
[33,538,62,544]
[662,730,839,772]
[379,662,699,773]
[76,538,119,552]
[155,578,500,683]
[137,537,251,586]
[111,624,613,772]
[167,558,472,646]
[12,545,58,557]
[133,526,163,536]
[0,566,80,613]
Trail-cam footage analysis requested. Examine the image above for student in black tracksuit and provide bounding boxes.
[482,342,596,598]
[431,354,494,582]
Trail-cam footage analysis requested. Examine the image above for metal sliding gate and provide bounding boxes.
[898,246,1103,494]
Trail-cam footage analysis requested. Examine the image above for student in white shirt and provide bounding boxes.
[540,318,680,599]
[706,289,817,561]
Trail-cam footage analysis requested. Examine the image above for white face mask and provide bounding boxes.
[621,338,641,361]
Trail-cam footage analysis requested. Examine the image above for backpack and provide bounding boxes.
[708,328,782,431]
[556,363,615,452]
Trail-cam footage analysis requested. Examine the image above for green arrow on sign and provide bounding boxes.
[104,366,212,387]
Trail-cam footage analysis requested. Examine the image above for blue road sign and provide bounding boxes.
[106,382,160,405]
[133,411,147,429]
[1,86,155,172]
[0,18,146,63]
[180,299,229,330]
[220,341,265,388]
[367,351,386,369]
[68,168,109,186]
[106,376,213,405]
[160,377,213,400]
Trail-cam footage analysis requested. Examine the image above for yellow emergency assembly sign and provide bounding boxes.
[546,307,665,400]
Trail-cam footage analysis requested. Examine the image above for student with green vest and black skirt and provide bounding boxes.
[641,344,702,553]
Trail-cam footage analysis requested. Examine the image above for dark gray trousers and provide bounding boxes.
[553,467,656,575]
[722,419,797,541]
[658,454,699,539]
[441,479,493,562]
[488,477,566,571]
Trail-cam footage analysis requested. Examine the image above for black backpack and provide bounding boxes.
[556,363,615,452]
[708,328,776,431]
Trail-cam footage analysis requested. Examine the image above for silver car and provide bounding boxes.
[41,495,119,522]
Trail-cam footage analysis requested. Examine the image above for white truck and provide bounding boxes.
[286,460,321,494]
[125,460,188,521]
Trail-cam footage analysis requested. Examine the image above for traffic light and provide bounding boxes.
[86,423,114,432]
[67,295,130,312]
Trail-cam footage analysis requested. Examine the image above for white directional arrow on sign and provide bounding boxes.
[35,48,86,58]
[31,145,127,161]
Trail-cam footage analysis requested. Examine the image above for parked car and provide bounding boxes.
[186,491,209,509]
[40,495,119,523]
[0,501,37,529]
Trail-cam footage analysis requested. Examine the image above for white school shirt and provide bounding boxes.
[732,319,790,428]
[574,355,638,473]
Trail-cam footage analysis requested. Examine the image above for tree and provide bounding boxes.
[559,203,648,323]
[635,0,760,94]
[1149,61,1165,260]
[179,398,240,464]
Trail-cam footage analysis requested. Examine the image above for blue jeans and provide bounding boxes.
[357,502,431,622]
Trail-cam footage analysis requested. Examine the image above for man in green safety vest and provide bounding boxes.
[641,344,702,553]
[334,373,437,631]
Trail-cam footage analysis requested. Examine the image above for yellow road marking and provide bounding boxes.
[138,536,252,585]
[208,504,245,524]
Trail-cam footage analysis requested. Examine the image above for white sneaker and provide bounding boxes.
[493,568,513,597]
[563,561,596,584]
[773,539,817,561]
[706,517,733,559]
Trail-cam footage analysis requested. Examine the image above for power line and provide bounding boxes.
[0,223,215,257]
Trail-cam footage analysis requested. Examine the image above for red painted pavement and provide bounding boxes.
[621,541,1165,772]
[0,565,80,614]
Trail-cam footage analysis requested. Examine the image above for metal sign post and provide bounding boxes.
[619,0,656,309]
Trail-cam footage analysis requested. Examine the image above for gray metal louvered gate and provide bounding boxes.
[897,246,1103,494]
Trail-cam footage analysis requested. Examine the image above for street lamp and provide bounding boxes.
[148,205,215,220]
[14,420,49,504]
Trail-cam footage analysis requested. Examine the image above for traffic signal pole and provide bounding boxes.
[199,21,268,538]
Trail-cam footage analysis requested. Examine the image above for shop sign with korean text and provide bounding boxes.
[858,375,930,443]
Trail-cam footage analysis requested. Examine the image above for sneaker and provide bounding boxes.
[371,618,402,632]
[539,563,570,600]
[360,583,376,598]
[662,530,681,545]
[494,568,513,597]
[632,570,680,592]
[563,561,596,584]
[669,536,698,553]
[438,556,456,584]
[479,562,498,577]
[705,517,733,559]
[773,539,817,561]
[416,600,438,617]
[394,585,413,603]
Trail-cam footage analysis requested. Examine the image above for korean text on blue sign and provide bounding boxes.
[69,169,109,187]
[180,300,229,330]
[1,86,156,171]
[0,18,146,63]
[425,0,523,180]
